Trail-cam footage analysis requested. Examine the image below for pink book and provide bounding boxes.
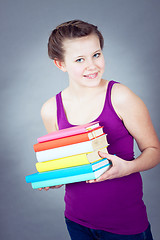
[37,121,100,143]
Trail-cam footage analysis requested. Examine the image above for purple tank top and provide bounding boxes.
[56,80,149,234]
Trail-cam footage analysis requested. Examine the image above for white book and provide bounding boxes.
[36,134,108,162]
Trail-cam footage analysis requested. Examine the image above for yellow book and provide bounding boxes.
[36,147,108,173]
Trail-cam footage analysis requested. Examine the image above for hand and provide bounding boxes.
[87,151,132,183]
[38,185,63,191]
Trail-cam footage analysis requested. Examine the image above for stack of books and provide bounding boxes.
[25,121,111,189]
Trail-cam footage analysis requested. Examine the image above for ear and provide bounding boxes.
[54,59,66,72]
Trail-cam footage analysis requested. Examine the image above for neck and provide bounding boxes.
[66,79,108,99]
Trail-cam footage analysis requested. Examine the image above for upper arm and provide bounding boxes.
[41,96,58,133]
[111,83,159,152]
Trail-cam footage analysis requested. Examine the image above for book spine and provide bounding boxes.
[36,140,94,162]
[31,172,96,189]
[36,154,89,172]
[26,158,110,183]
[26,164,92,183]
[31,163,109,189]
[34,126,104,152]
[34,132,90,152]
[37,121,100,143]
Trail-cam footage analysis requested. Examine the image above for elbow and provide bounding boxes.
[151,144,160,166]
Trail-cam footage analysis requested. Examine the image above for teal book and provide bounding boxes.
[26,158,110,183]
[31,162,111,189]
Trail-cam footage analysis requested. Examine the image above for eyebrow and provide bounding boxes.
[74,49,101,59]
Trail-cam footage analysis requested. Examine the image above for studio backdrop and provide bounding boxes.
[0,0,160,239]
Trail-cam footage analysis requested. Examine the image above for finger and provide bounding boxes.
[49,185,64,189]
[97,164,119,181]
[99,151,118,162]
[51,185,62,189]
[96,173,110,182]
[98,150,109,159]
[86,179,97,183]
[97,165,116,181]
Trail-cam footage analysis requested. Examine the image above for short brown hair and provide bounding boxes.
[48,20,104,61]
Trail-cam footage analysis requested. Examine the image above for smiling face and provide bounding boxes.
[59,34,105,88]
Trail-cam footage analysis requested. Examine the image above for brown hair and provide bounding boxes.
[48,20,104,61]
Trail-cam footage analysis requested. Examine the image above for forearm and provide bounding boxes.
[90,147,160,183]
[129,146,160,174]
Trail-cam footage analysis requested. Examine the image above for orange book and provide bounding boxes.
[33,126,104,152]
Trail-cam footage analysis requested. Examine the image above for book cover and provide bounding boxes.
[36,134,108,162]
[34,126,104,152]
[37,121,100,143]
[26,158,110,183]
[31,164,110,189]
[36,147,108,172]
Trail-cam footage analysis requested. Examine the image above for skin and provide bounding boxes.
[38,34,160,191]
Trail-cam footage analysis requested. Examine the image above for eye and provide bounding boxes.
[93,53,101,58]
[76,58,84,63]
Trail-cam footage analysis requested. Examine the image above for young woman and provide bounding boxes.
[39,20,160,239]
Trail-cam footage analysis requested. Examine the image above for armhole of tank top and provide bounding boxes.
[108,81,122,121]
[55,116,59,130]
[56,91,73,128]
[55,92,61,129]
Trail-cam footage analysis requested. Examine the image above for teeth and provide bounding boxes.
[85,73,97,78]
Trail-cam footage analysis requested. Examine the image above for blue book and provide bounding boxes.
[26,158,110,183]
[31,163,111,189]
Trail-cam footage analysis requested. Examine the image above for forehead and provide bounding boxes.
[63,34,101,57]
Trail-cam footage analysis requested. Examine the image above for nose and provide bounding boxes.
[86,59,96,71]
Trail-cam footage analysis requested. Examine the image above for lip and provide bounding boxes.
[83,72,98,79]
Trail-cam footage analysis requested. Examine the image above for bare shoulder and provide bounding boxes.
[111,82,159,150]
[112,82,140,104]
[111,82,146,118]
[41,96,57,133]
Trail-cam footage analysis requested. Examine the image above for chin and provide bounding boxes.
[83,77,102,88]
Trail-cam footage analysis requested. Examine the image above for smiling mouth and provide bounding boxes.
[83,72,98,79]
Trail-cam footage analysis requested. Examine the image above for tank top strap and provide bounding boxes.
[106,80,119,108]
[56,91,71,129]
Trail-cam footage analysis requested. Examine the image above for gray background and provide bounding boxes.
[0,0,160,239]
